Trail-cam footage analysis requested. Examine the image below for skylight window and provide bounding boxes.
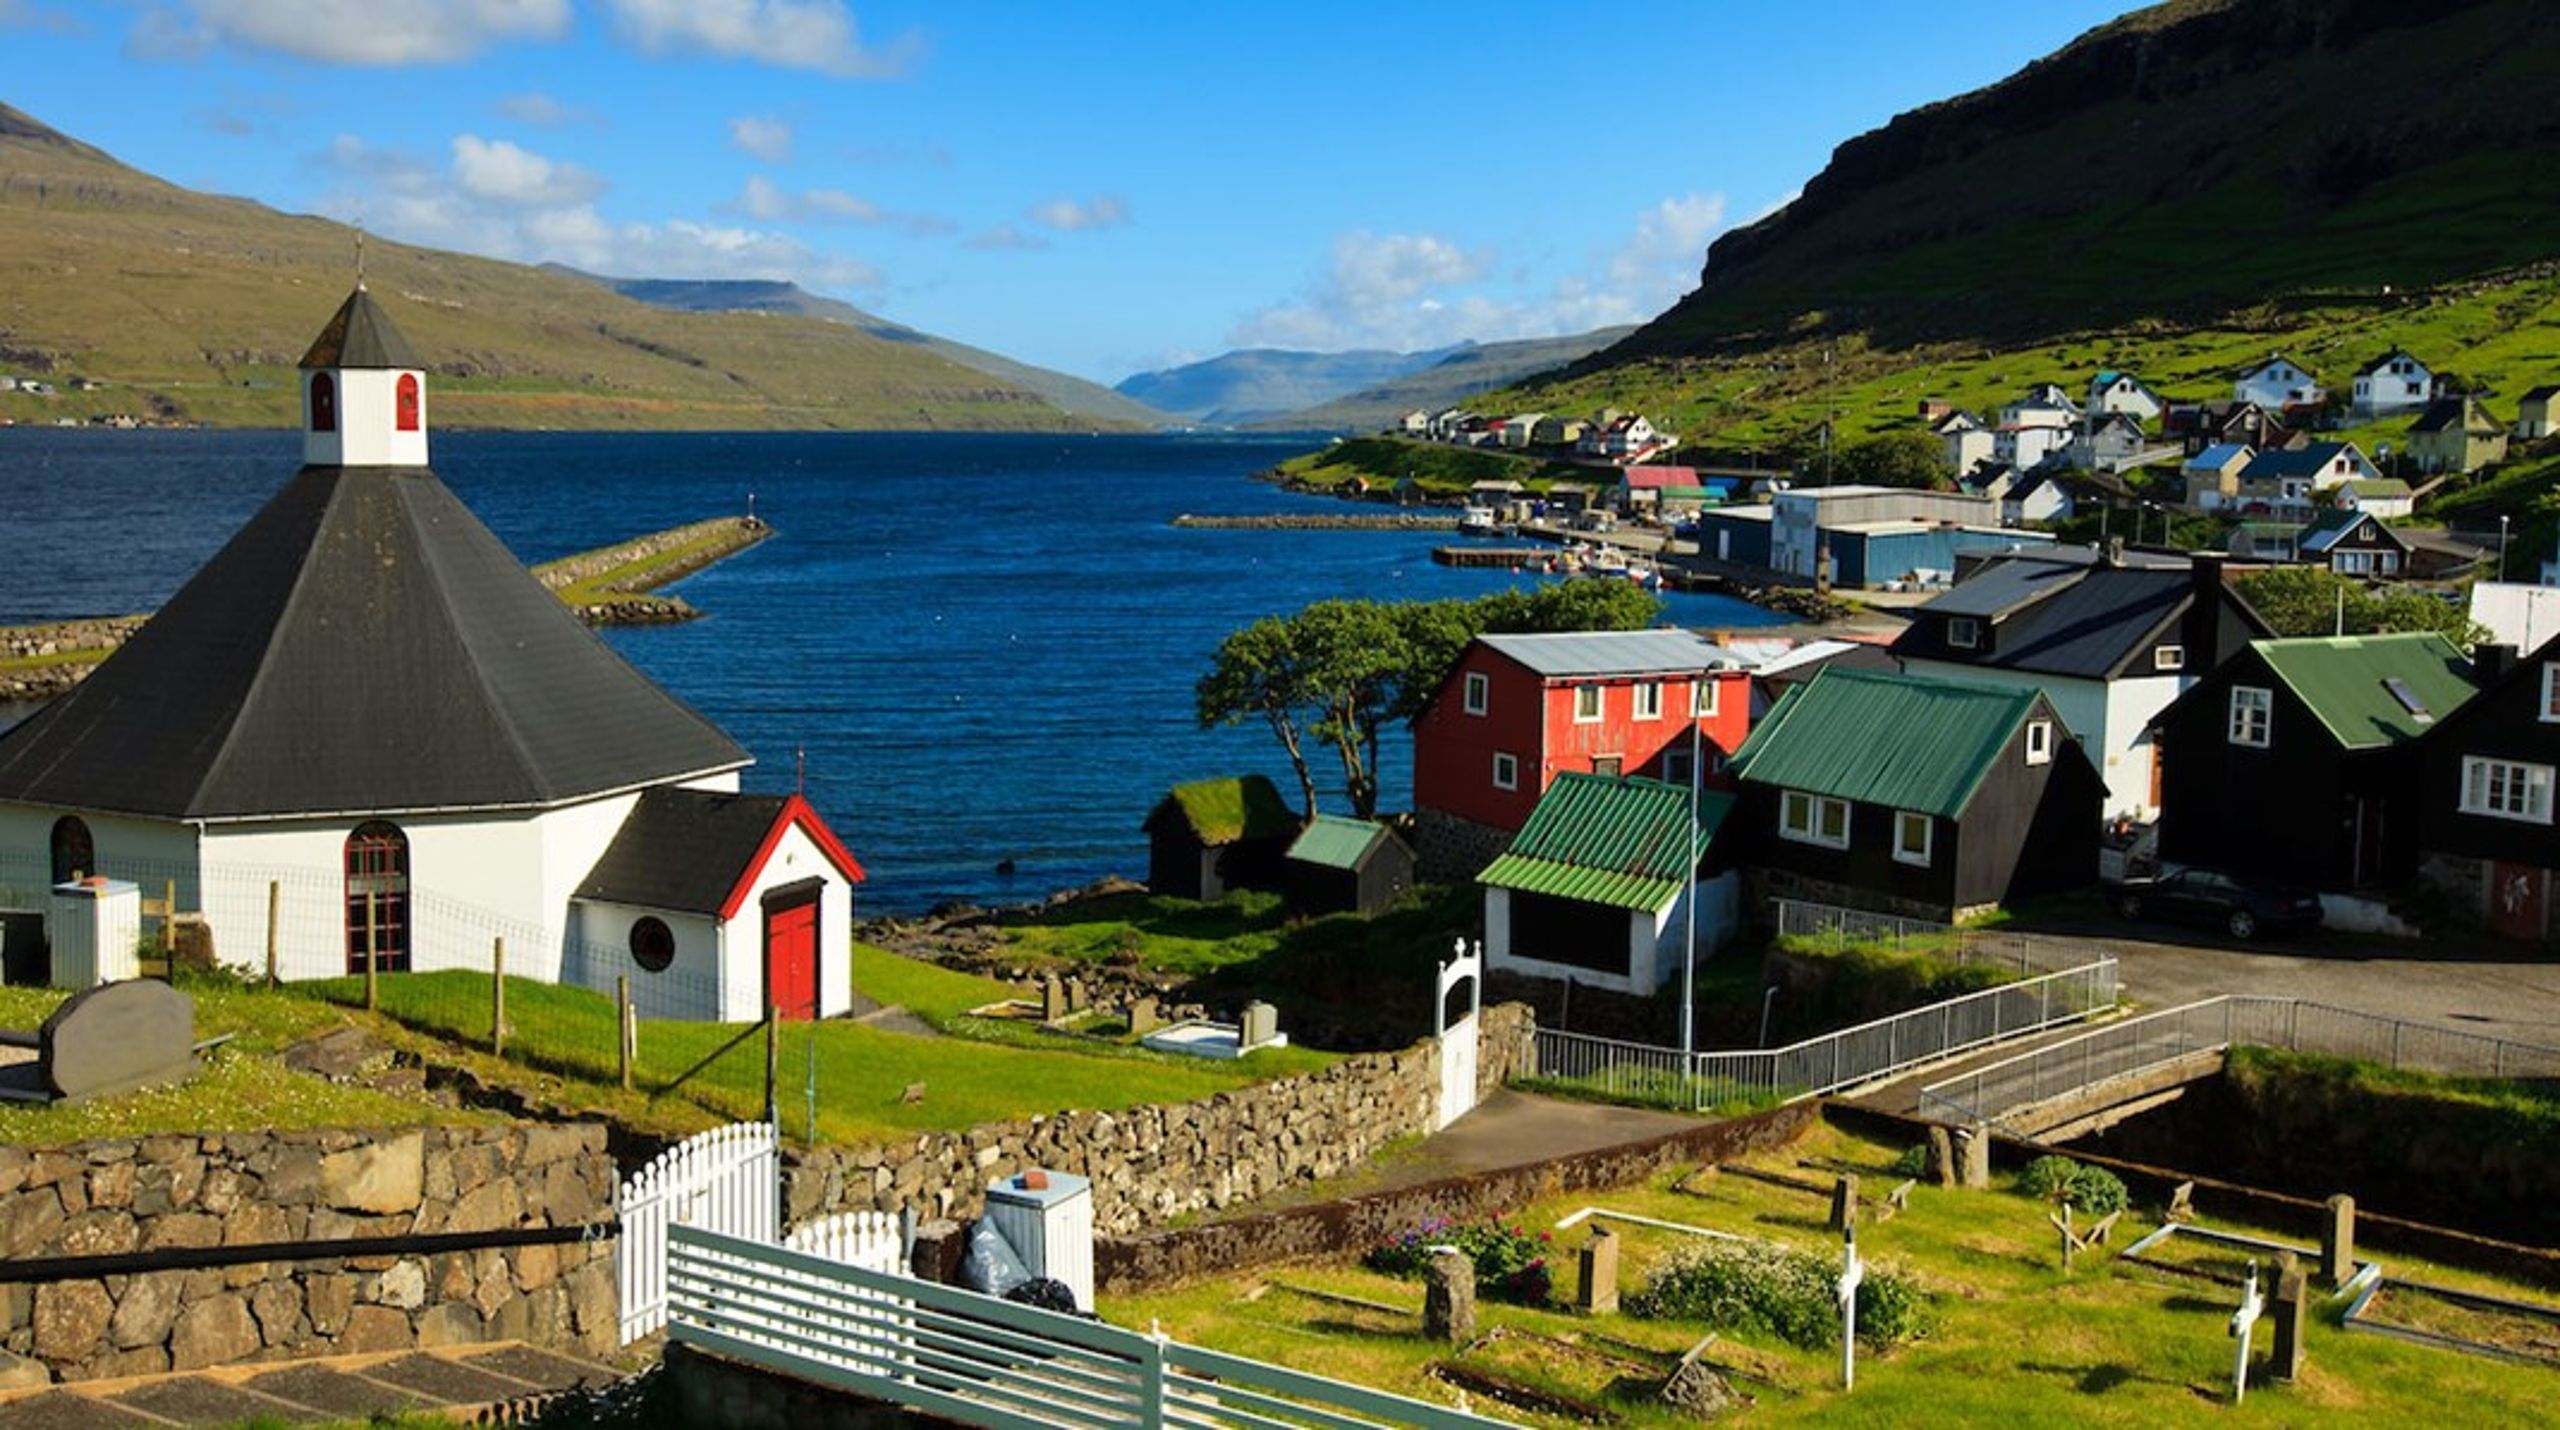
[2382,677,2432,722]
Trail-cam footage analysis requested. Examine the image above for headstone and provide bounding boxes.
[1955,1124,1992,1190]
[2168,1181,2196,1222]
[1239,1000,1278,1050]
[2322,1194,2356,1289]
[1041,975,1067,1022]
[1576,1227,1619,1316]
[1927,1125,1957,1189]
[1065,977,1089,1013]
[2270,1255,2309,1382]
[1128,996,1161,1036]
[1659,1342,1743,1415]
[1828,1174,1860,1235]
[1878,1180,1914,1223]
[1423,1248,1476,1344]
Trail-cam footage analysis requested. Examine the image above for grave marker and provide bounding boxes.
[1928,1125,1956,1188]
[1240,1000,1279,1049]
[2271,1253,2309,1382]
[2322,1194,2356,1289]
[1576,1226,1620,1315]
[1129,995,1161,1036]
[1837,1228,1864,1392]
[1956,1124,1992,1189]
[2228,1261,2265,1404]
[1828,1174,1860,1235]
[2167,1180,2195,1222]
[1041,975,1066,1022]
[1424,1248,1476,1343]
[1065,976,1089,1013]
[1877,1179,1915,1224]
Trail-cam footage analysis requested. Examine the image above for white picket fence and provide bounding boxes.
[785,1209,905,1273]
[668,1223,1519,1429]
[619,1121,779,1344]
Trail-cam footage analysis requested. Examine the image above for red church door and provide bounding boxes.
[765,894,819,1020]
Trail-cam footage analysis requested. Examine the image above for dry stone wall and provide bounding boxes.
[0,1124,615,1383]
[786,1003,1536,1236]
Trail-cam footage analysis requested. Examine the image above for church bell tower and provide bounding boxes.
[298,284,428,468]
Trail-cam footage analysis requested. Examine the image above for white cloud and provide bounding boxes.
[132,0,569,65]
[731,176,953,235]
[606,0,922,78]
[496,90,594,127]
[964,223,1047,253]
[451,134,604,207]
[1026,194,1129,232]
[310,132,879,290]
[728,115,793,163]
[1229,196,1734,352]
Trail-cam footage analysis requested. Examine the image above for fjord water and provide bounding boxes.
[0,428,1783,911]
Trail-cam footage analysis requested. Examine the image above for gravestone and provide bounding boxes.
[1423,1249,1476,1343]
[1828,1174,1860,1235]
[1064,977,1089,1013]
[1128,996,1161,1036]
[1239,1000,1278,1050]
[2322,1194,2356,1289]
[1927,1125,1956,1189]
[2167,1181,2196,1222]
[1955,1124,1992,1190]
[1659,1338,1743,1415]
[1041,975,1067,1022]
[1576,1227,1619,1316]
[2270,1253,2309,1381]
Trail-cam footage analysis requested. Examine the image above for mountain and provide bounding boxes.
[1248,327,1638,432]
[1115,346,1469,427]
[1481,0,2560,456]
[0,103,1114,432]
[571,273,1169,428]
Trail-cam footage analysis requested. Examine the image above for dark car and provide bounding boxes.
[2113,868,2323,941]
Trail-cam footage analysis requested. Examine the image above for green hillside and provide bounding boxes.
[1472,0,2560,459]
[0,104,1107,432]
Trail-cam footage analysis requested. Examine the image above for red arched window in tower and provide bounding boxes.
[310,372,337,433]
[344,821,411,975]
[49,815,94,886]
[395,373,421,432]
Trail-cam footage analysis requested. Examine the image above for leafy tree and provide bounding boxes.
[1195,616,1320,818]
[2235,565,2485,644]
[1834,432,1950,490]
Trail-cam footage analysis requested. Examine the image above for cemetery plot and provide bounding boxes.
[2344,1277,2560,1365]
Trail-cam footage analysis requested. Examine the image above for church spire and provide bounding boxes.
[298,285,427,468]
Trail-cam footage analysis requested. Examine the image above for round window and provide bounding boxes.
[630,916,676,973]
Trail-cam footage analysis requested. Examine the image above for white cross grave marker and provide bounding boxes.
[2228,1260,2265,1404]
[1838,1227,1865,1391]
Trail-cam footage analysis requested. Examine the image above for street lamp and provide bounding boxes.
[2500,514,2512,581]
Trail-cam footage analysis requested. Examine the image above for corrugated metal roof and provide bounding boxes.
[2254,633,2478,749]
[1728,669,2041,818]
[1286,814,1388,870]
[1478,629,1742,678]
[1476,773,1729,911]
[1920,557,2085,619]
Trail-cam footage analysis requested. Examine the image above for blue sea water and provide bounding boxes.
[0,427,1785,912]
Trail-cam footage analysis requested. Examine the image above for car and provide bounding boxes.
[2113,868,2323,941]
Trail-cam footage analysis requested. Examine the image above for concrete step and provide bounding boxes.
[0,1341,624,1428]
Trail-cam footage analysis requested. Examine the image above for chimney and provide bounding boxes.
[2475,643,2518,687]
[2182,554,2228,674]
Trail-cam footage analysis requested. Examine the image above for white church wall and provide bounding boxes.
[568,899,722,1021]
[0,805,203,917]
[303,367,427,468]
[534,790,643,964]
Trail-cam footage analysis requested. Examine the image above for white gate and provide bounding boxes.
[784,1209,905,1273]
[619,1120,779,1343]
[1435,938,1483,1131]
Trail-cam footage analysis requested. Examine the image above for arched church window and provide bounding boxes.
[310,373,337,433]
[48,816,93,886]
[344,821,410,974]
[396,373,420,432]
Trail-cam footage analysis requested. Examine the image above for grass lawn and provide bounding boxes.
[0,976,478,1143]
[1106,1120,2557,1426]
[297,944,1336,1146]
[995,889,1294,977]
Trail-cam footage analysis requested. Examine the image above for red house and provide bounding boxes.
[1412,629,1754,881]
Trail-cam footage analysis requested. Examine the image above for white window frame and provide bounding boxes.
[2460,756,2554,825]
[2229,686,2272,748]
[1462,670,1489,716]
[1573,684,1603,724]
[1892,811,1932,867]
[1780,790,1851,850]
[1693,677,1720,718]
[2026,720,2053,766]
[1633,681,1664,721]
[1948,616,1982,650]
[1491,751,1519,792]
[2542,665,2560,724]
[2153,644,2186,672]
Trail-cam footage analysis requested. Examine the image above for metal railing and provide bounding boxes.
[1770,897,2090,975]
[1917,996,2560,1127]
[668,1223,1518,1429]
[1533,957,2118,1111]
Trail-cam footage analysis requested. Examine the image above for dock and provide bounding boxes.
[1173,513,1459,531]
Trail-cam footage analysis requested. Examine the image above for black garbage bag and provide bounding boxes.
[1003,1277,1080,1314]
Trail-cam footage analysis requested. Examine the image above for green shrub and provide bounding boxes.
[2068,1164,2129,1216]
[2019,1155,2082,1202]
[1363,1218,1554,1304]
[1624,1240,1931,1350]
[1887,1143,1930,1178]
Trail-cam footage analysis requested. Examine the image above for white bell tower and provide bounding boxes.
[298,284,429,468]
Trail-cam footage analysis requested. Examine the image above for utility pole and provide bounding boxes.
[1821,346,1837,486]
[1681,709,1702,1058]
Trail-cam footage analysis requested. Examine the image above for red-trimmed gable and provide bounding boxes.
[717,792,867,921]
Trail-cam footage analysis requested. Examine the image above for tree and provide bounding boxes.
[1833,432,1950,491]
[2234,565,2486,645]
[1196,615,1320,818]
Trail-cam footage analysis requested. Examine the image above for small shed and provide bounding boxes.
[1144,775,1297,901]
[1282,815,1416,918]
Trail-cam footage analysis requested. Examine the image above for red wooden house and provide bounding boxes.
[1411,629,1754,881]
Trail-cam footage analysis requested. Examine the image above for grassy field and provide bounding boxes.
[298,944,1335,1145]
[1273,437,1587,498]
[1108,1120,2558,1426]
[530,515,768,612]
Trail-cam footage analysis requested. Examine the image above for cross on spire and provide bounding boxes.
[354,224,366,291]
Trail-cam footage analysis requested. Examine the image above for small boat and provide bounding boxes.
[1458,505,1499,536]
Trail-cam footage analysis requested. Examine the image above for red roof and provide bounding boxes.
[1623,465,1694,489]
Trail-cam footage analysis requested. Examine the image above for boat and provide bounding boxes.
[1458,505,1499,536]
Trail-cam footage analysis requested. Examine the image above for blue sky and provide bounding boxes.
[2,1,2132,383]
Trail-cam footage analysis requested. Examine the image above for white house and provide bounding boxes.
[1395,409,1429,434]
[0,285,865,1022]
[2232,355,2324,412]
[2331,477,2415,519]
[2000,386,2080,429]
[2088,371,2165,421]
[1934,409,1996,475]
[1993,423,2070,471]
[2066,411,2149,471]
[2001,471,2076,526]
[1497,413,1545,449]
[2349,348,2435,420]
[1477,772,1736,996]
[2517,385,2560,440]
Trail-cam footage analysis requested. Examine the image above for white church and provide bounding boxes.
[0,285,863,1023]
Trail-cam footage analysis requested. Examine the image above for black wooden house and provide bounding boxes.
[2417,640,2560,940]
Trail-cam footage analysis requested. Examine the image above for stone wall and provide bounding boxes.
[1413,808,1514,886]
[785,1003,1536,1237]
[0,1124,615,1383]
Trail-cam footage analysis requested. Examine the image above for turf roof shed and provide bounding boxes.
[1144,775,1297,901]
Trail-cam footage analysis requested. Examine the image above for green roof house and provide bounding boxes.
[1143,775,1297,901]
[1727,669,2105,921]
[2153,633,2481,890]
[1477,771,1738,995]
[1283,814,1416,918]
